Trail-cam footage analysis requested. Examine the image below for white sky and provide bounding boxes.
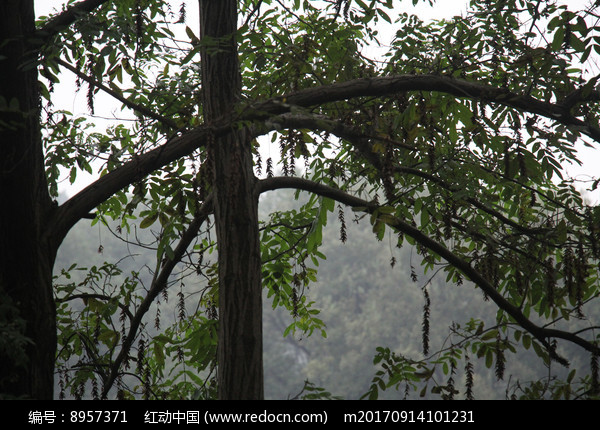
[35,0,599,203]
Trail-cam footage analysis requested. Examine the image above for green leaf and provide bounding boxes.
[372,220,385,240]
[140,212,158,229]
[154,341,165,367]
[485,349,494,368]
[481,329,498,341]
[552,27,565,51]
[522,334,531,350]
[283,322,295,338]
[185,26,199,44]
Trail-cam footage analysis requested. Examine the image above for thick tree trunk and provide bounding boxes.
[199,0,264,399]
[0,0,57,399]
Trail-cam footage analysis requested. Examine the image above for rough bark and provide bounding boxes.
[0,0,56,399]
[199,0,264,399]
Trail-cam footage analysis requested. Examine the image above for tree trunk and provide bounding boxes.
[0,0,57,399]
[199,0,264,399]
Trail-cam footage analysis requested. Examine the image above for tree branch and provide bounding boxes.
[50,73,600,255]
[250,74,600,143]
[55,58,178,129]
[56,293,134,322]
[101,194,213,398]
[257,176,600,361]
[48,124,214,252]
[263,111,551,238]
[35,0,111,40]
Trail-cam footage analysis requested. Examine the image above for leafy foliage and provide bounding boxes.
[32,0,600,399]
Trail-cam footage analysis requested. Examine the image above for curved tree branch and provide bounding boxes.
[257,176,600,361]
[50,73,600,261]
[262,111,554,238]
[49,123,224,252]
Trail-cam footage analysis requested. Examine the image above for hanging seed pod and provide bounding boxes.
[495,333,506,380]
[444,360,456,401]
[177,289,186,321]
[92,377,99,400]
[255,150,262,177]
[86,80,95,115]
[422,287,431,356]
[135,0,145,41]
[137,337,146,376]
[465,356,475,400]
[177,345,185,363]
[177,2,186,23]
[154,304,161,330]
[338,204,347,243]
[292,287,299,318]
[530,189,536,207]
[410,265,418,282]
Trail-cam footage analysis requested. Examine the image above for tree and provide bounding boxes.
[2,0,600,400]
